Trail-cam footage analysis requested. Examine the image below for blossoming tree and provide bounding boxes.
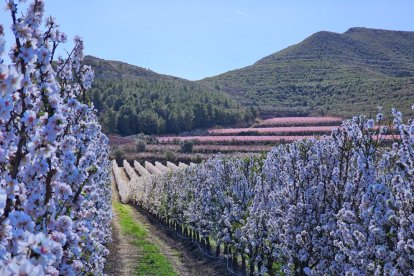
[117,110,414,275]
[0,0,111,274]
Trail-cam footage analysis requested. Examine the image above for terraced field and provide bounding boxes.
[110,116,345,163]
[156,116,342,148]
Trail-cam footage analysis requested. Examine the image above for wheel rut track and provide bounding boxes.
[105,167,230,276]
[104,174,141,276]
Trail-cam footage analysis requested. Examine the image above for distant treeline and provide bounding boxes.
[89,78,256,135]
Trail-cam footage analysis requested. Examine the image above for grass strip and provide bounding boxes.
[113,201,178,276]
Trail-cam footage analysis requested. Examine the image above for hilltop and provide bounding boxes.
[85,56,255,135]
[199,27,414,117]
[84,56,186,82]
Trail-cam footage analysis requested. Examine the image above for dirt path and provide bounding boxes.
[105,167,230,276]
[131,205,230,276]
[104,175,141,276]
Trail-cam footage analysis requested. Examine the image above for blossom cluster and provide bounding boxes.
[115,156,262,273]
[144,161,163,175]
[115,110,414,275]
[0,1,111,274]
[133,160,150,177]
[112,160,130,203]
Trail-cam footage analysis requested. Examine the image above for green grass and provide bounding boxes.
[113,201,178,276]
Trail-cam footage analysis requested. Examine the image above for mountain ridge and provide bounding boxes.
[86,26,414,134]
[198,27,414,117]
[84,55,188,82]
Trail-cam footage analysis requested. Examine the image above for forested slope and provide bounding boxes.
[85,56,255,135]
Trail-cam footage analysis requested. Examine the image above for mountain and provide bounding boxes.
[85,56,185,82]
[85,27,414,135]
[199,27,414,117]
[85,56,254,135]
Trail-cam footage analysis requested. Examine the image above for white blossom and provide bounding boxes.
[0,1,111,274]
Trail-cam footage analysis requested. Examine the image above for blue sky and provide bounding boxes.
[1,0,413,80]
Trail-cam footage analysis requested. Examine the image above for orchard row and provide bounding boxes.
[114,111,414,275]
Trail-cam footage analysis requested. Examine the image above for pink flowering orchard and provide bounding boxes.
[0,0,111,275]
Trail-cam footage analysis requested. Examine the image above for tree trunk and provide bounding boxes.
[206,237,211,252]
[267,258,274,276]
[241,254,246,275]
[232,252,238,271]
[257,253,264,274]
[215,244,221,257]
[249,255,255,275]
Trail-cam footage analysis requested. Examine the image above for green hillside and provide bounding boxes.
[85,56,255,135]
[86,27,414,134]
[199,27,414,117]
